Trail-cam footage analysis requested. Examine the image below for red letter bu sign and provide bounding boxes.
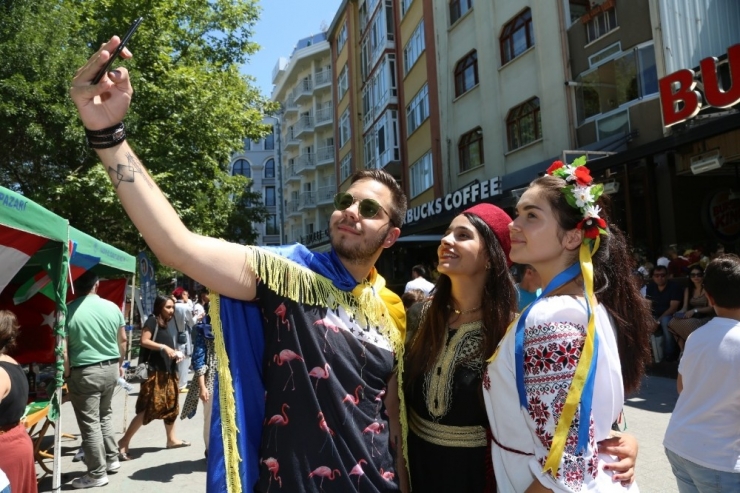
[659,44,740,127]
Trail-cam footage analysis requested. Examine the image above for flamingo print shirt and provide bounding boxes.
[256,281,400,493]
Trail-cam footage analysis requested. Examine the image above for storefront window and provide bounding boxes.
[575,44,658,124]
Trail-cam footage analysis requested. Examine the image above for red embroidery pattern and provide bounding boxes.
[482,369,491,390]
[523,321,598,490]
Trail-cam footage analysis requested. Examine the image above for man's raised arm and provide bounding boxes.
[69,36,256,301]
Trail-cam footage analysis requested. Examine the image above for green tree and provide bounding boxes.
[0,0,275,259]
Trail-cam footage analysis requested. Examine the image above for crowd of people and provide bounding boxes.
[3,31,738,493]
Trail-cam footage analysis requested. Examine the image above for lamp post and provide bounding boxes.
[274,111,286,244]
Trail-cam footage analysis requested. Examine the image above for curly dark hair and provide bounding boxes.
[405,213,517,388]
[531,174,653,393]
[0,310,20,355]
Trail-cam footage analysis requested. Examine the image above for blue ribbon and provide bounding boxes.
[514,262,600,453]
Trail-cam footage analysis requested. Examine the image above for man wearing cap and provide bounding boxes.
[64,271,127,489]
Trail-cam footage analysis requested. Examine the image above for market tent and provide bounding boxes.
[0,186,69,491]
[69,226,136,278]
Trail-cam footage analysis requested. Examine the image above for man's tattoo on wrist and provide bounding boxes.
[107,152,154,189]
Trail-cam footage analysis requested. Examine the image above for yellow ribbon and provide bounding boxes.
[542,238,600,476]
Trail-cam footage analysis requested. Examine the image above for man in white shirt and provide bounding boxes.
[404,264,435,296]
[663,254,740,491]
[171,288,196,392]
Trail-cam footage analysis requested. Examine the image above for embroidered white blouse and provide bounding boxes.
[483,296,637,492]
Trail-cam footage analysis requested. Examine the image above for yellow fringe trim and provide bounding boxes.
[211,293,242,493]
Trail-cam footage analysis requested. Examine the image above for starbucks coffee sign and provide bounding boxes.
[405,177,501,224]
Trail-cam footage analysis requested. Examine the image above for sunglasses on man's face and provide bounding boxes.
[333,192,390,221]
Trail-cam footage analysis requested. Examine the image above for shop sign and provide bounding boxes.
[703,189,740,243]
[659,43,740,127]
[405,177,501,224]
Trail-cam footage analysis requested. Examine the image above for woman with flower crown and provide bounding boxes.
[403,197,640,492]
[483,158,653,492]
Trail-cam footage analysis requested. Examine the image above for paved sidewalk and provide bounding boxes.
[627,375,680,493]
[37,374,681,492]
[37,374,208,492]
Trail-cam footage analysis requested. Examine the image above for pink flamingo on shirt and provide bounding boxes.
[379,468,395,481]
[363,421,385,457]
[265,404,289,451]
[308,363,331,391]
[314,318,341,353]
[374,388,386,417]
[273,349,303,391]
[317,411,335,453]
[274,303,290,341]
[349,459,367,488]
[308,466,341,490]
[261,457,282,492]
[342,384,363,424]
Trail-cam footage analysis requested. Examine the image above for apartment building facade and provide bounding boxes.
[272,33,336,251]
[229,119,280,246]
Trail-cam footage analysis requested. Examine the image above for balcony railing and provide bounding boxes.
[294,115,314,138]
[283,96,298,114]
[316,145,334,165]
[292,79,313,101]
[318,185,336,204]
[287,200,300,215]
[315,68,332,88]
[315,105,333,126]
[299,191,317,209]
[294,153,315,174]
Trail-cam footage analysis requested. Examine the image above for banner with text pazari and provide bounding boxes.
[137,252,157,317]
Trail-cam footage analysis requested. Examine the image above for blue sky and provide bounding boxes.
[246,0,343,98]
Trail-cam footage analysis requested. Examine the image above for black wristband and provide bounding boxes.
[85,122,126,149]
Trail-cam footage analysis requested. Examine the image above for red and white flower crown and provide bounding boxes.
[546,156,608,241]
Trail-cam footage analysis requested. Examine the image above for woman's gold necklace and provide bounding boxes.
[448,305,481,316]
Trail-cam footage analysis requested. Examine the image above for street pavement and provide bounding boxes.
[36,371,681,492]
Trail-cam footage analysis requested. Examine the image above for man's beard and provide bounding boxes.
[331,222,390,265]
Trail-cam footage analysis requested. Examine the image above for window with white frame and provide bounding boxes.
[339,108,351,147]
[232,158,251,178]
[450,0,473,25]
[575,43,658,124]
[585,6,617,44]
[406,84,429,136]
[337,21,348,55]
[264,127,275,150]
[265,214,279,235]
[410,152,433,198]
[401,0,413,17]
[264,158,275,178]
[338,64,349,101]
[265,186,276,206]
[340,153,352,181]
[403,19,425,74]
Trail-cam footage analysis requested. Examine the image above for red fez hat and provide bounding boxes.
[462,203,513,265]
[172,287,184,298]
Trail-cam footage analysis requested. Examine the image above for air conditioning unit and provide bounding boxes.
[690,151,724,175]
[602,181,620,195]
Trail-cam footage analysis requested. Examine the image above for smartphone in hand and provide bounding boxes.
[91,17,143,84]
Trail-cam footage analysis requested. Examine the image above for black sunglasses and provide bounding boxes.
[333,192,390,221]
[690,272,703,278]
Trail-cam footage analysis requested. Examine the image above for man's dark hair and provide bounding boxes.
[350,169,407,227]
[651,265,668,277]
[74,270,99,295]
[704,254,740,308]
[412,265,427,278]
